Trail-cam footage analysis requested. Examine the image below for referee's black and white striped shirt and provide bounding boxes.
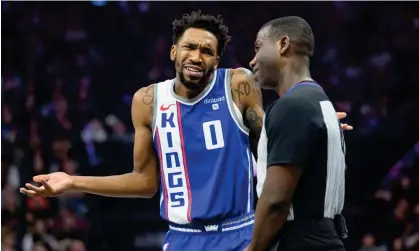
[256,81,346,248]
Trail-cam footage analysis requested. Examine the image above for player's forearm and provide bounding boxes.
[70,172,157,198]
[248,196,290,251]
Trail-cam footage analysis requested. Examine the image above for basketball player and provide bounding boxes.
[246,17,348,251]
[20,11,351,251]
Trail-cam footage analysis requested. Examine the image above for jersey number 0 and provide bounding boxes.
[202,120,225,150]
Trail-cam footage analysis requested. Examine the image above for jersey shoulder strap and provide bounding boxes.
[151,79,176,136]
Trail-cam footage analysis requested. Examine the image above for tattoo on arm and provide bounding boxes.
[231,70,264,156]
[245,108,263,132]
[245,107,263,158]
[142,86,154,105]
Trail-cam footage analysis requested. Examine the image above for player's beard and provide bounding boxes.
[178,66,215,91]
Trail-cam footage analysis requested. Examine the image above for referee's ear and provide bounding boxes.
[276,35,290,56]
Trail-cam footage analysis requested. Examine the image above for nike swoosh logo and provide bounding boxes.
[160,104,175,111]
[163,243,170,251]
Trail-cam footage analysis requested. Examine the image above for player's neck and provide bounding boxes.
[277,59,312,97]
[174,73,214,100]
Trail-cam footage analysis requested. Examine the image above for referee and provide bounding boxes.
[247,17,349,251]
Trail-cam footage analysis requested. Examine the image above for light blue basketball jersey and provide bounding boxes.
[152,68,254,224]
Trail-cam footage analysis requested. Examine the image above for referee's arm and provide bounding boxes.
[248,98,316,251]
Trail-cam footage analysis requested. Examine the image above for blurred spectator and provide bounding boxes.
[358,234,387,251]
[2,185,24,231]
[51,206,89,241]
[2,228,17,251]
[68,239,86,251]
[33,242,48,251]
[392,177,415,203]
[392,238,404,251]
[2,156,20,190]
[80,119,107,144]
[22,219,58,251]
[404,203,419,250]
[105,115,133,143]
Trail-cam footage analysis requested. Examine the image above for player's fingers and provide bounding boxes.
[33,175,50,183]
[340,124,353,131]
[40,179,53,191]
[336,112,347,119]
[25,183,46,192]
[20,188,38,197]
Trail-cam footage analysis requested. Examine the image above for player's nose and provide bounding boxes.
[188,50,203,64]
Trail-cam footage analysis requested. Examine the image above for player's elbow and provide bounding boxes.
[141,183,158,198]
[129,171,158,198]
[261,188,291,213]
[267,200,291,214]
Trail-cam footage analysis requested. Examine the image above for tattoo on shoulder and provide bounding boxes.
[142,85,154,106]
[232,80,251,103]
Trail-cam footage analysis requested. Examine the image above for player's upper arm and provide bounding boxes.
[266,98,317,169]
[230,68,264,156]
[131,85,158,187]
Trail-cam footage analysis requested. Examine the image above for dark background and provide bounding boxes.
[2,1,419,251]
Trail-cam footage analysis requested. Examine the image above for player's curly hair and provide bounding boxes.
[172,10,231,56]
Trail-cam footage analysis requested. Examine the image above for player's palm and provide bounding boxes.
[20,172,73,197]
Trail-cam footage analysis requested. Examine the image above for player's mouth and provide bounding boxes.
[184,65,204,79]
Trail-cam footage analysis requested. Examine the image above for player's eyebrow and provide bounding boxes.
[184,41,216,52]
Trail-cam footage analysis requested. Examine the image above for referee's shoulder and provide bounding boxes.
[265,96,312,124]
[274,94,313,113]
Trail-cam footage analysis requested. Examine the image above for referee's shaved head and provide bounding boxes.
[261,16,314,57]
[249,16,315,90]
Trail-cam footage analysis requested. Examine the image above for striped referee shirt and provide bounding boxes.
[256,81,346,221]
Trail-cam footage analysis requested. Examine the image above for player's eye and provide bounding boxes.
[202,48,214,55]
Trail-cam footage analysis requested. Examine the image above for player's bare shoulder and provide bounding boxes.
[132,84,155,127]
[229,67,262,112]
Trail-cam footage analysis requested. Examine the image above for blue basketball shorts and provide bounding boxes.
[162,213,254,251]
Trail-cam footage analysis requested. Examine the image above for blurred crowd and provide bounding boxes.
[357,142,419,251]
[2,1,418,251]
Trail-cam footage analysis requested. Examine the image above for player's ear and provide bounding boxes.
[276,35,290,55]
[170,45,177,61]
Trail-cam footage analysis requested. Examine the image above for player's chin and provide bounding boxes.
[182,77,205,89]
[184,76,203,85]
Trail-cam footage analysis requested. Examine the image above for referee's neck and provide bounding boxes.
[277,61,312,97]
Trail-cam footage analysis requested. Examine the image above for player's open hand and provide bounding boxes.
[336,112,353,131]
[20,172,73,197]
